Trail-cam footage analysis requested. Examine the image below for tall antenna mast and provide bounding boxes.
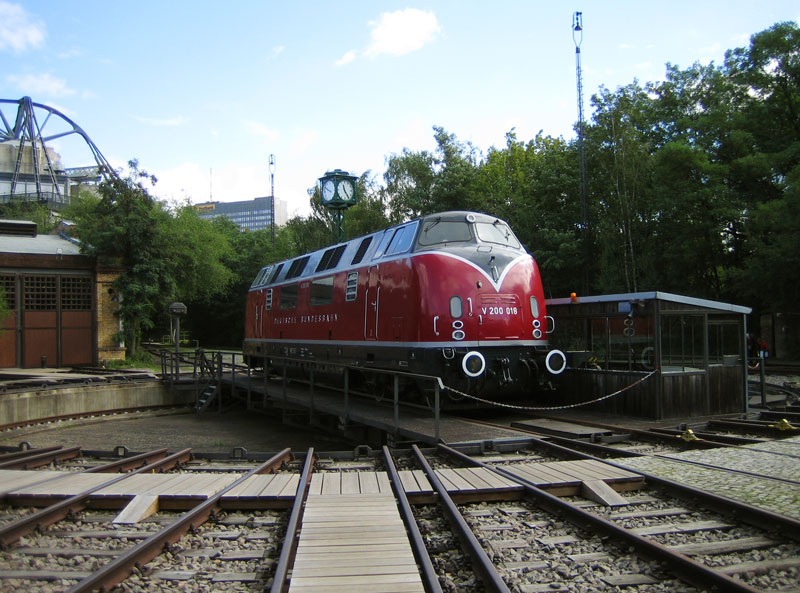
[269,154,276,246]
[573,11,590,290]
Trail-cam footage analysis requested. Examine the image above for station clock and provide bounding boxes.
[318,169,358,209]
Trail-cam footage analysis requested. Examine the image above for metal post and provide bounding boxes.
[309,366,315,422]
[393,374,400,436]
[434,381,440,443]
[343,367,350,420]
[246,360,251,410]
[760,354,767,408]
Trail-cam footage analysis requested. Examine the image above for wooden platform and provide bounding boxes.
[288,493,424,593]
[503,459,644,496]
[0,460,642,509]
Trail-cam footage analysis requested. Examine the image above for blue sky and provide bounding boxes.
[2,1,798,218]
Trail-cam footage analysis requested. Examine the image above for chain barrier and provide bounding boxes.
[440,369,659,411]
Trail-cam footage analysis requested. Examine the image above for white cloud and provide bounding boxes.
[335,49,358,67]
[6,73,75,97]
[338,8,440,65]
[135,115,190,127]
[244,120,280,141]
[272,45,285,57]
[0,1,45,52]
[364,9,441,58]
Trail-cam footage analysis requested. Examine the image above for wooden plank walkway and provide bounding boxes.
[0,460,641,506]
[288,493,424,593]
[502,459,643,495]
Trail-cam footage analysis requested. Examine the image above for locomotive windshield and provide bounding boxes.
[475,220,521,249]
[418,220,472,246]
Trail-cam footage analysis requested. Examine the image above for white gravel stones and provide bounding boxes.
[615,436,800,519]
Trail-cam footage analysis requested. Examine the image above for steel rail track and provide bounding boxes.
[0,447,192,548]
[0,445,82,469]
[474,417,800,485]
[461,431,800,540]
[270,448,315,593]
[412,444,512,593]
[438,443,766,593]
[0,404,185,433]
[0,444,64,462]
[65,447,292,593]
[382,445,443,593]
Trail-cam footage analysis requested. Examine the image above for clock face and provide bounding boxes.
[322,180,335,202]
[337,179,354,201]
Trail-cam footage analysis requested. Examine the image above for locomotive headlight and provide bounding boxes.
[462,351,486,378]
[545,349,567,375]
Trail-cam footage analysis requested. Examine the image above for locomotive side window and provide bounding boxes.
[418,221,471,246]
[385,221,419,256]
[266,288,273,311]
[316,244,347,272]
[351,237,373,265]
[268,263,284,284]
[310,276,334,306]
[476,221,521,248]
[251,266,271,288]
[286,256,310,279]
[372,230,395,260]
[279,284,298,309]
[346,272,358,301]
[450,296,463,318]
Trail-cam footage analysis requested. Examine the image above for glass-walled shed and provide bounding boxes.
[545,292,751,419]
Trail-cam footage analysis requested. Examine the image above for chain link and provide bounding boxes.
[440,369,659,411]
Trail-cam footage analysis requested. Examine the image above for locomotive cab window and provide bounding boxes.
[310,276,334,306]
[476,221,521,249]
[384,221,419,256]
[418,220,472,246]
[372,229,395,260]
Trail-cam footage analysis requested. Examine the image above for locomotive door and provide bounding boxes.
[365,265,379,340]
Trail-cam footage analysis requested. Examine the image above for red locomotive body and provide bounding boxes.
[244,211,565,404]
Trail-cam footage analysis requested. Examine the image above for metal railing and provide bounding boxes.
[160,348,445,442]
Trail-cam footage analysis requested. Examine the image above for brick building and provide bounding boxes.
[0,219,125,368]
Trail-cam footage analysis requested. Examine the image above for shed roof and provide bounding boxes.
[0,233,82,256]
[546,291,751,314]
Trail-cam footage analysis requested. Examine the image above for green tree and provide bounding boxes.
[476,130,583,297]
[383,127,480,220]
[0,200,55,232]
[70,161,176,357]
[586,82,656,293]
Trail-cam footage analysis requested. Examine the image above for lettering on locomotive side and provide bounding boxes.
[273,313,340,325]
[481,306,519,316]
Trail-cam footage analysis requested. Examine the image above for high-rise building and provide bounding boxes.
[194,196,288,232]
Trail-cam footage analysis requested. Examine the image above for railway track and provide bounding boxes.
[1,441,799,592]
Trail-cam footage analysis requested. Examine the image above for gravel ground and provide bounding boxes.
[615,436,800,520]
[0,408,354,455]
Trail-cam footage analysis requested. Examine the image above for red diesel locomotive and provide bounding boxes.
[243,211,566,405]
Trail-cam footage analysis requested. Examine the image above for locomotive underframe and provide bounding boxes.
[243,338,557,407]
